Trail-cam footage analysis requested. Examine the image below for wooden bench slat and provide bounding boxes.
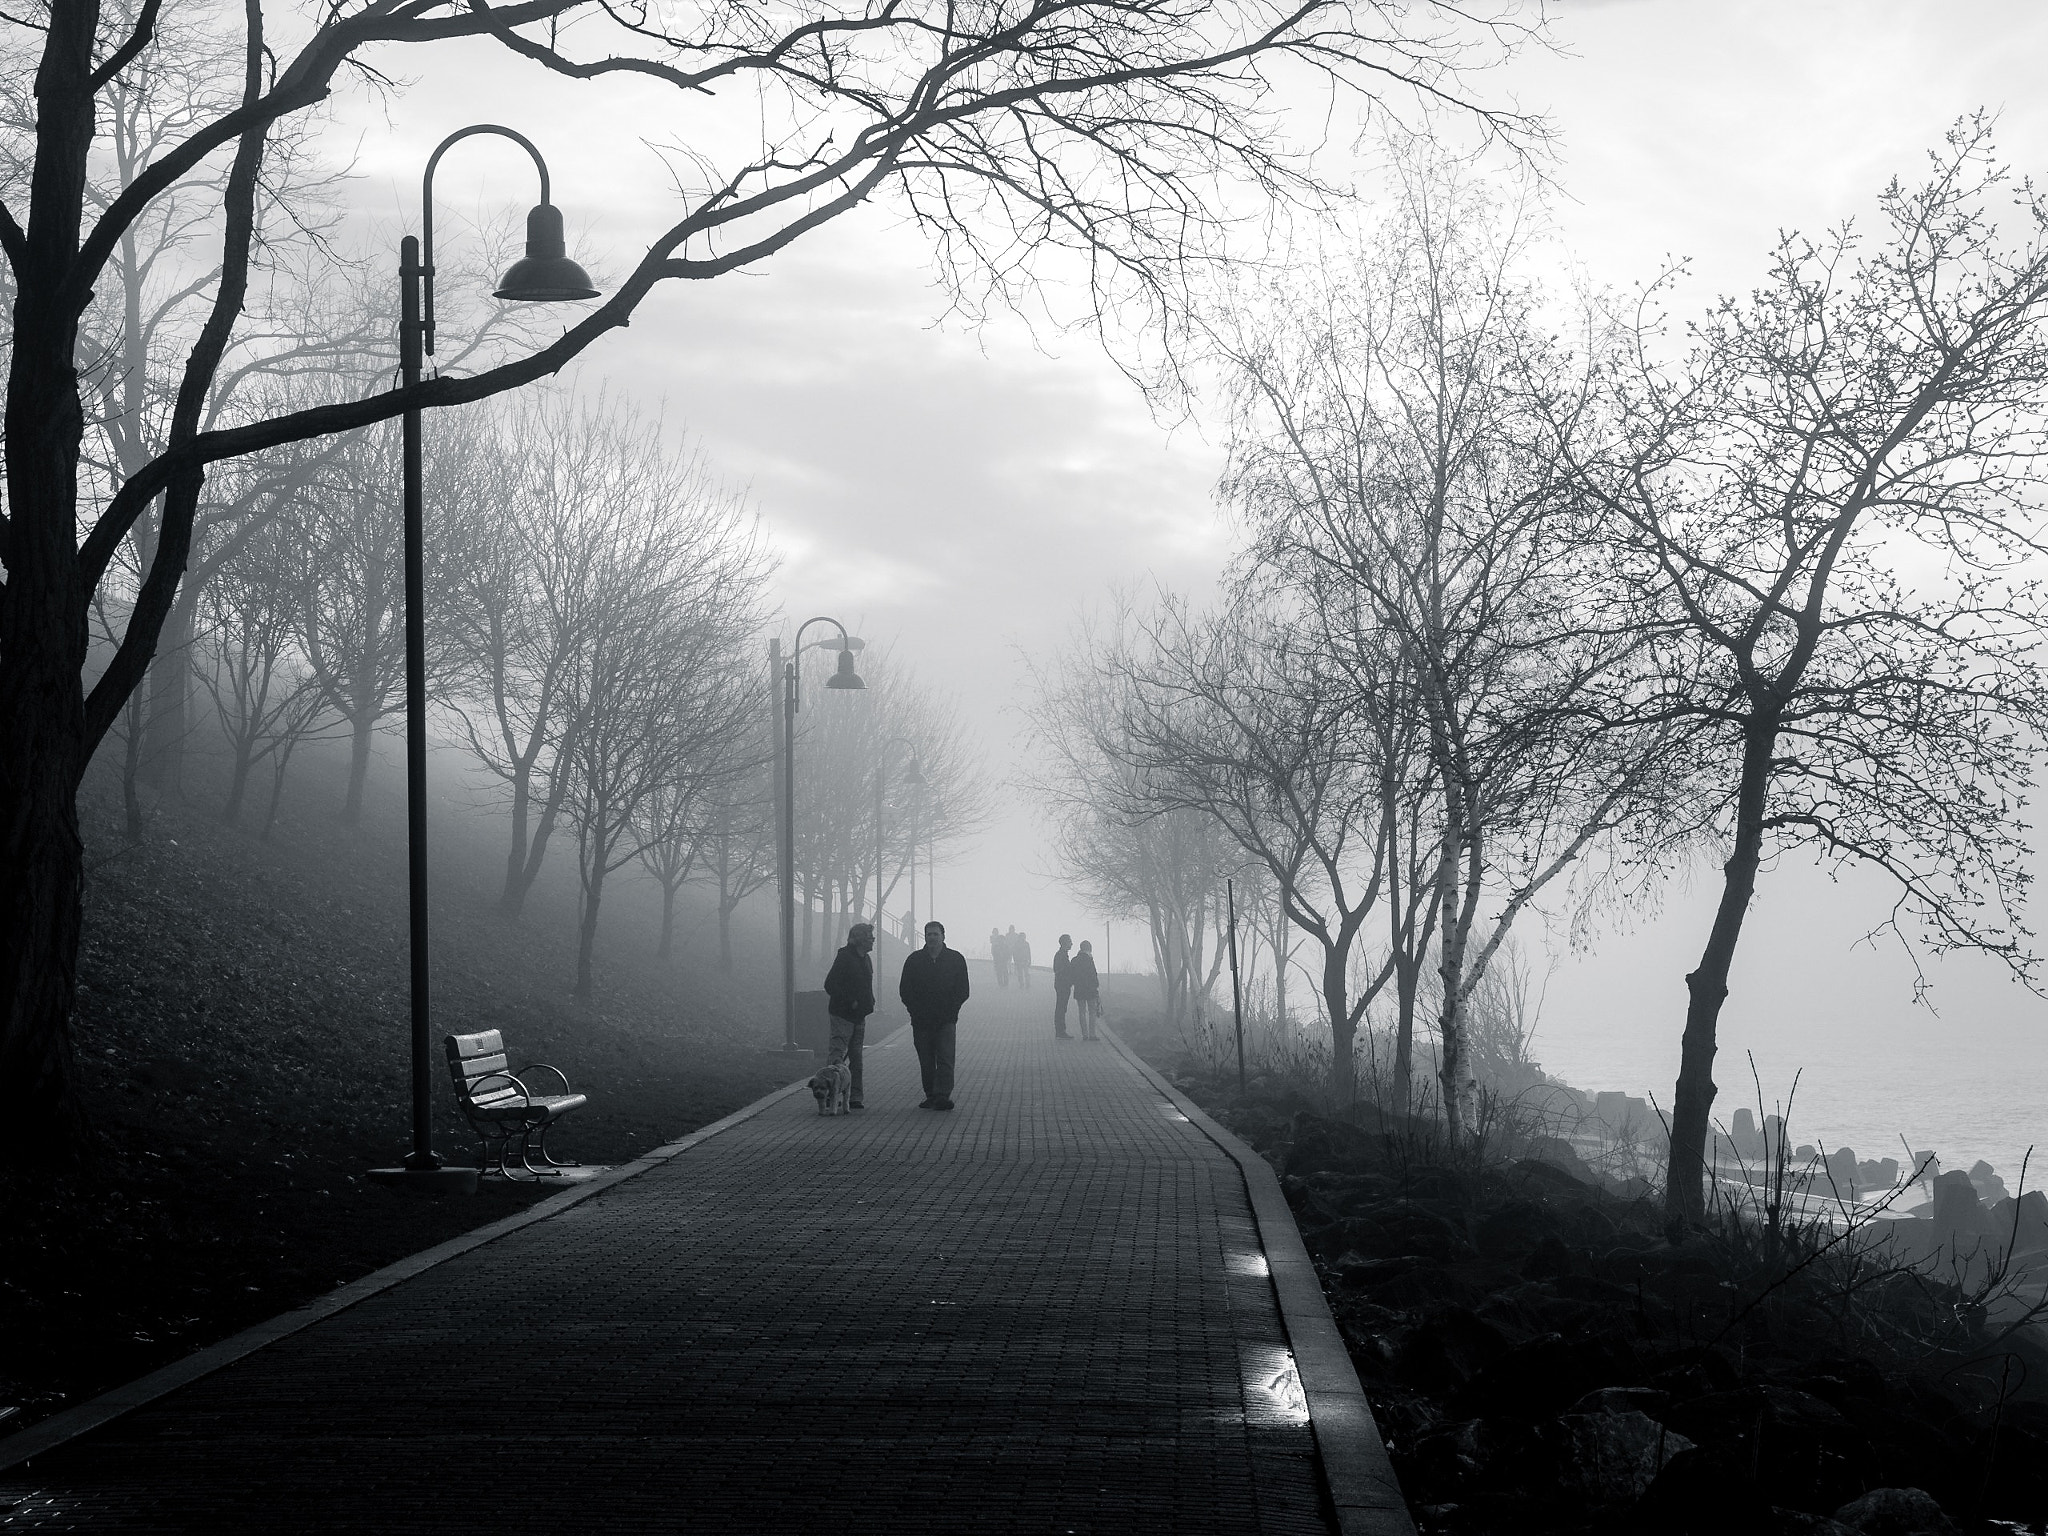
[447,1030,505,1059]
[454,1053,511,1081]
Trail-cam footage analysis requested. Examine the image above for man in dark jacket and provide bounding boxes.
[1051,933,1074,1039]
[899,920,971,1110]
[823,922,877,1109]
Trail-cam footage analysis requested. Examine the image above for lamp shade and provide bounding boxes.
[903,761,926,786]
[825,648,866,690]
[494,202,599,302]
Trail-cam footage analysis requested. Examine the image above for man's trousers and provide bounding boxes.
[1053,983,1073,1037]
[910,1017,956,1102]
[827,1014,866,1105]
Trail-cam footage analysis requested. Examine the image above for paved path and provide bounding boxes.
[0,970,1367,1533]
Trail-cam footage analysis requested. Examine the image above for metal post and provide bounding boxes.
[780,649,798,1050]
[1227,879,1245,1093]
[398,236,440,1173]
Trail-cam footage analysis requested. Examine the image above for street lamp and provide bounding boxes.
[372,125,597,1193]
[781,619,865,1049]
[876,735,923,946]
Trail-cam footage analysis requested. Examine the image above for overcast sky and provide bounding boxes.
[329,1,2048,1158]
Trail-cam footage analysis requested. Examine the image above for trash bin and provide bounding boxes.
[794,990,831,1055]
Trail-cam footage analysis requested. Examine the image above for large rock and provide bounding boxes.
[1969,1158,2010,1204]
[1830,1487,1960,1536]
[1929,1169,1993,1241]
[1555,1409,1693,1504]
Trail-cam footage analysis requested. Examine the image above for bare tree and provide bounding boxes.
[1558,122,2048,1230]
[1217,154,1675,1139]
[0,0,1543,1149]
[1109,588,1402,1097]
[560,451,770,1000]
[192,509,329,835]
[1025,612,1235,1029]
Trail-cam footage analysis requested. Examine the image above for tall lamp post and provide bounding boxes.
[876,735,923,946]
[372,126,597,1192]
[781,619,865,1049]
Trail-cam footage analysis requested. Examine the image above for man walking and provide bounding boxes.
[989,926,1009,988]
[1051,933,1074,1039]
[823,921,877,1110]
[901,920,971,1110]
[1012,930,1033,989]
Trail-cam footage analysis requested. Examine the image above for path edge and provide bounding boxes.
[0,1038,885,1476]
[1104,1028,1418,1536]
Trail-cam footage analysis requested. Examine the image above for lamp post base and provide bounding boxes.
[367,1165,481,1196]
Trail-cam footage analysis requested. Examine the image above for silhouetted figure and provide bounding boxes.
[990,926,1010,988]
[1012,929,1032,989]
[1071,939,1101,1041]
[1051,934,1074,1039]
[901,921,971,1110]
[823,921,877,1109]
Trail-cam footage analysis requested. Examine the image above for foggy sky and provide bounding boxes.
[323,2,2048,1157]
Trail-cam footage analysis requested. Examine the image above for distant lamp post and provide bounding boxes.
[781,619,865,1049]
[371,125,597,1194]
[876,736,923,946]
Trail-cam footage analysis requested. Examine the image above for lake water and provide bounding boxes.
[1534,862,2048,1185]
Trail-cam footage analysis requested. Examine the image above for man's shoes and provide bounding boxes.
[918,1098,937,1109]
[934,1099,954,1111]
[850,1102,865,1111]
[1055,1032,1071,1040]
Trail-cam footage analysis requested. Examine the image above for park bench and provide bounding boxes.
[444,1030,588,1179]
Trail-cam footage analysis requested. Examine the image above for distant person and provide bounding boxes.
[901,921,972,1110]
[822,921,877,1110]
[1051,933,1074,1039]
[1012,930,1032,989]
[989,926,1010,988]
[1071,939,1101,1041]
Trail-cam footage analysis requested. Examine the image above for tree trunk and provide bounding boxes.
[141,590,198,792]
[223,739,254,825]
[121,686,147,839]
[718,899,735,972]
[341,705,374,825]
[1392,953,1419,1117]
[500,768,568,918]
[1320,948,1353,1103]
[658,881,677,959]
[500,761,533,911]
[1665,717,1776,1231]
[575,861,606,1000]
[0,680,90,1164]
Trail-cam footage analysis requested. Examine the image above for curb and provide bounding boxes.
[1104,1028,1417,1536]
[0,1055,845,1476]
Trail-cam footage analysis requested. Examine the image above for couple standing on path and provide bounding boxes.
[823,921,972,1112]
[1049,934,1101,1041]
[988,926,1032,989]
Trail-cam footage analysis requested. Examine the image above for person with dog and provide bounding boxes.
[1051,933,1074,1039]
[1071,938,1102,1041]
[901,920,971,1110]
[823,921,878,1110]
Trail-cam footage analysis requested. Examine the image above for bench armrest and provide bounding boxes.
[464,1070,533,1109]
[521,1062,572,1096]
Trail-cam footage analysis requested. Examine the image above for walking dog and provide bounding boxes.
[810,1060,851,1115]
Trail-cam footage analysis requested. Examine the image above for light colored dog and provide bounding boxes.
[810,1060,851,1115]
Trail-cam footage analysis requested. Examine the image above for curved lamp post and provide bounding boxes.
[781,619,865,1049]
[374,126,597,1192]
[876,735,923,947]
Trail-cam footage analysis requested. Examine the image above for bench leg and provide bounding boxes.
[532,1121,580,1169]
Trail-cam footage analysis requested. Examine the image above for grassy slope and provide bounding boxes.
[1,733,806,1430]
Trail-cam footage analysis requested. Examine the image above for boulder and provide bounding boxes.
[1968,1158,2010,1205]
[1569,1385,1671,1418]
[1830,1487,1960,1536]
[1929,1170,1993,1241]
[1555,1409,1693,1505]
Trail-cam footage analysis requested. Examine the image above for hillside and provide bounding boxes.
[2,733,807,1431]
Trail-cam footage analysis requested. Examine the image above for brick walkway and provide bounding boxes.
[0,972,1336,1533]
